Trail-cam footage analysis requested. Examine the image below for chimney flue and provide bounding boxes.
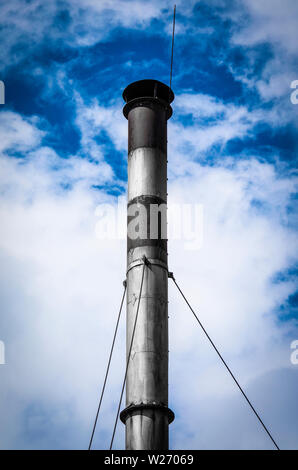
[120,79,175,450]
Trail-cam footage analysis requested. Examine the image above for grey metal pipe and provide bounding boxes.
[120,80,175,450]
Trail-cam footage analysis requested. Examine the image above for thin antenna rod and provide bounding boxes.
[169,5,176,91]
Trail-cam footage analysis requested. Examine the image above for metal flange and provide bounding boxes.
[120,403,175,424]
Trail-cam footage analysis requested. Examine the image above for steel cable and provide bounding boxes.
[170,274,280,451]
[88,282,127,450]
[109,260,147,450]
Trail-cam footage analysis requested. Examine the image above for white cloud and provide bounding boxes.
[0,110,125,449]
[0,112,43,153]
[167,157,297,449]
[168,92,270,172]
[232,0,298,55]
[75,95,127,156]
[0,106,297,449]
[223,0,298,105]
[0,0,178,68]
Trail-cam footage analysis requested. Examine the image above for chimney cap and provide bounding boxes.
[122,79,174,105]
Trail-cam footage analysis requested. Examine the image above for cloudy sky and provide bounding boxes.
[0,0,297,450]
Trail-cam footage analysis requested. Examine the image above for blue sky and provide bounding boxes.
[0,0,297,450]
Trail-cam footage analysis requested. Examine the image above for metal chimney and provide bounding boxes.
[120,79,175,450]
